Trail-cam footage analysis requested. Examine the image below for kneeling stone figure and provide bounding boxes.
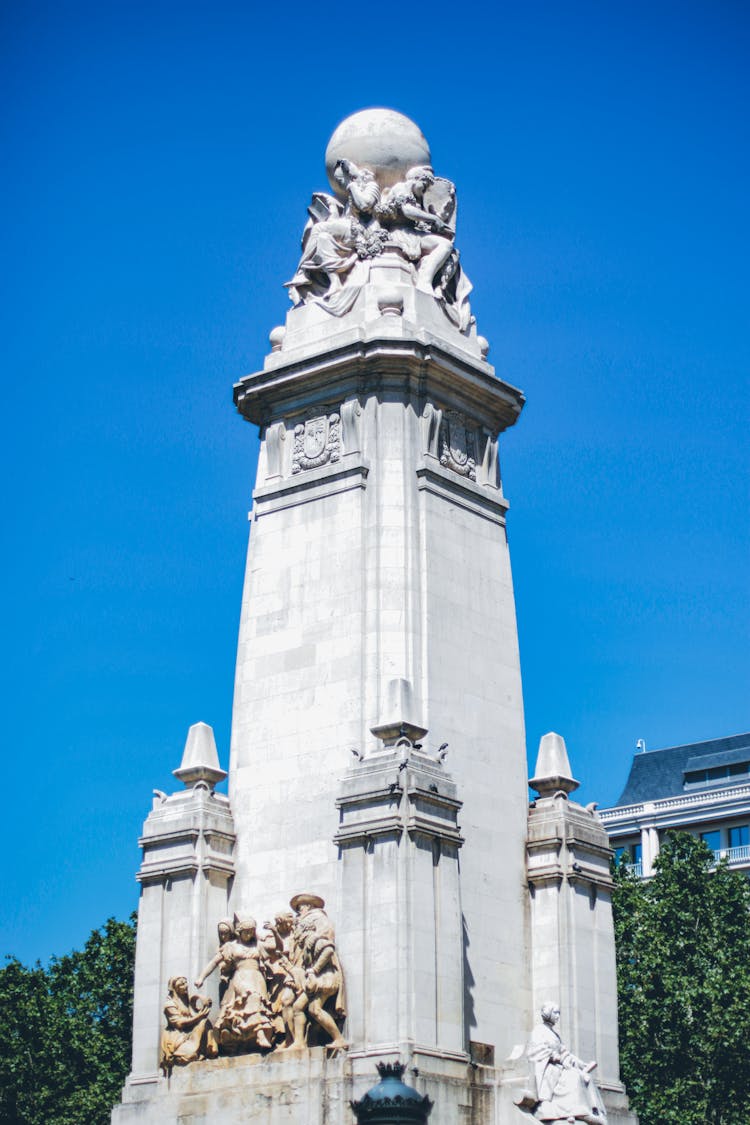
[159,976,218,1075]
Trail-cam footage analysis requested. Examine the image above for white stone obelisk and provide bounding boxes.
[227,120,529,1065]
[114,108,637,1124]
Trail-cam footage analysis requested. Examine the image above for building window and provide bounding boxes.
[685,762,750,785]
[700,829,721,852]
[614,842,641,865]
[729,825,749,849]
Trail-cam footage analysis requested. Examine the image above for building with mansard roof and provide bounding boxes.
[599,732,750,877]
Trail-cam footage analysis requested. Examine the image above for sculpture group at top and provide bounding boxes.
[285,110,473,332]
[159,894,347,1074]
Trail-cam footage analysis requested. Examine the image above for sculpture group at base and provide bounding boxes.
[286,158,473,331]
[159,893,346,1074]
[517,1004,608,1124]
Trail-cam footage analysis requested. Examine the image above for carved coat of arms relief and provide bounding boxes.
[292,411,341,473]
[439,409,477,481]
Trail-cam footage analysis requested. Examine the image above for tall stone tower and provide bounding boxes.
[114,110,636,1124]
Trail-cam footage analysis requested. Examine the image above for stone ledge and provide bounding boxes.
[334,817,404,845]
[136,857,235,885]
[416,459,509,526]
[253,455,369,516]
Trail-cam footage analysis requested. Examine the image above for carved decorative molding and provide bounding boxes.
[421,403,443,458]
[340,398,362,455]
[292,412,341,474]
[233,337,526,434]
[253,459,369,519]
[479,428,500,488]
[136,790,236,887]
[264,421,287,479]
[526,798,614,892]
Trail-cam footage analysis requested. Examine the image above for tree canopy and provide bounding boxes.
[0,915,136,1125]
[613,832,750,1125]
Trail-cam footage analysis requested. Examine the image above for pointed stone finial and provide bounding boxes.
[529,731,580,797]
[173,722,227,790]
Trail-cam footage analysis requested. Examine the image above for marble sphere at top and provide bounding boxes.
[325,108,431,197]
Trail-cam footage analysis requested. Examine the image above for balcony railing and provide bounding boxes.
[599,783,750,823]
[713,844,750,866]
[622,846,749,878]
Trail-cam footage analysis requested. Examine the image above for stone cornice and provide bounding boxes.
[136,787,236,886]
[600,782,750,832]
[334,755,464,850]
[526,798,614,890]
[136,856,235,885]
[234,338,525,434]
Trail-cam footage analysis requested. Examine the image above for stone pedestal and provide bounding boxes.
[114,1047,536,1125]
[127,723,235,1089]
[334,727,465,1055]
[525,731,634,1122]
[526,794,630,1119]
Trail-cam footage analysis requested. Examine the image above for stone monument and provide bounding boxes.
[113,108,637,1123]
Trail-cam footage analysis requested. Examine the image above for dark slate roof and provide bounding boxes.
[614,733,750,807]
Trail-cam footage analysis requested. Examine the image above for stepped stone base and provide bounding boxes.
[113,1047,637,1124]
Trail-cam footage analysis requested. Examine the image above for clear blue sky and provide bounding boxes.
[2,1,748,965]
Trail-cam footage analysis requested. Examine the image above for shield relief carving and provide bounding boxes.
[292,412,341,473]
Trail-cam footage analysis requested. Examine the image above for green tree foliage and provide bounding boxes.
[613,832,750,1125]
[0,915,136,1125]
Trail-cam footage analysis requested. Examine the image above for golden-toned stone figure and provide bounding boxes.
[195,917,235,1002]
[171,897,347,1059]
[289,893,348,1051]
[210,916,276,1052]
[159,976,217,1075]
[264,910,303,1048]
